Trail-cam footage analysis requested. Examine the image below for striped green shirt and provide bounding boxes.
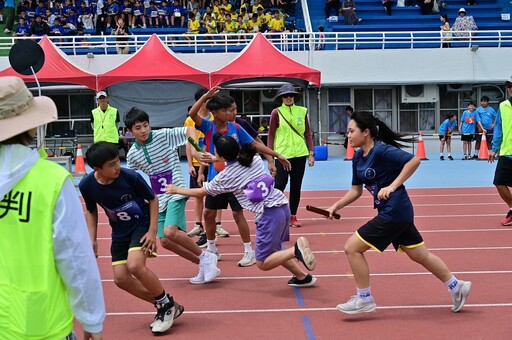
[126,128,187,212]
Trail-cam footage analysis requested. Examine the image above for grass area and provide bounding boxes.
[0,21,13,57]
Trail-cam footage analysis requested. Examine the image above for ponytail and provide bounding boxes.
[352,112,416,149]
[213,134,256,167]
[237,143,257,167]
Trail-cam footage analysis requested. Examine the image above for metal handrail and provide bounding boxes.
[1,30,511,55]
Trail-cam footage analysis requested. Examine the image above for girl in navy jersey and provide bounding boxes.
[326,112,472,314]
[166,135,317,287]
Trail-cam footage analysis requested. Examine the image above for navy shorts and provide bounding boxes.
[356,215,424,252]
[475,133,493,142]
[205,192,243,211]
[493,156,512,187]
[189,165,208,189]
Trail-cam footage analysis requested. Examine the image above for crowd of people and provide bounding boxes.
[438,95,497,161]
[2,0,297,36]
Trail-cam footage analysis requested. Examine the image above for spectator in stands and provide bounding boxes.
[65,9,79,31]
[419,0,433,15]
[217,7,227,31]
[62,0,76,23]
[106,0,120,28]
[223,13,237,37]
[315,25,325,50]
[220,0,231,12]
[324,0,340,18]
[236,15,248,41]
[451,8,477,38]
[78,1,94,29]
[204,12,218,41]
[45,9,56,27]
[382,0,393,16]
[131,0,146,28]
[440,14,451,48]
[240,0,251,14]
[279,0,296,16]
[268,84,315,228]
[159,1,171,27]
[342,0,362,25]
[120,0,133,26]
[171,0,186,27]
[252,0,264,14]
[96,0,109,35]
[188,0,200,12]
[4,0,16,33]
[269,10,284,32]
[30,14,50,36]
[52,1,64,20]
[146,1,160,28]
[49,17,65,40]
[113,17,130,54]
[184,11,200,40]
[14,17,30,36]
[248,12,261,32]
[35,1,48,20]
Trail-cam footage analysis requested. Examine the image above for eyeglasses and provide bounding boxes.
[282,94,295,98]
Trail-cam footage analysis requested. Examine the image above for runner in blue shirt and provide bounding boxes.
[326,111,472,315]
[438,113,457,160]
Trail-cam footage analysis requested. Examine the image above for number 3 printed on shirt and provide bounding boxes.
[256,181,270,198]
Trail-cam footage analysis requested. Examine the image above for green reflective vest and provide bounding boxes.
[92,105,119,143]
[499,100,512,156]
[273,104,309,158]
[0,157,74,339]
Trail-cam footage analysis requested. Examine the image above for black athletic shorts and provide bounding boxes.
[189,165,208,189]
[493,156,512,187]
[461,134,474,142]
[111,227,156,265]
[205,192,243,211]
[356,215,424,252]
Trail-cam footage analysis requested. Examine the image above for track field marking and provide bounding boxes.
[104,303,512,317]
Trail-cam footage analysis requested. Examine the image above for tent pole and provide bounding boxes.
[317,87,321,146]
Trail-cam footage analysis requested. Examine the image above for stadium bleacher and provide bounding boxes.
[318,0,510,33]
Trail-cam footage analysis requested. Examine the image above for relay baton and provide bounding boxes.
[188,137,205,153]
[306,205,341,219]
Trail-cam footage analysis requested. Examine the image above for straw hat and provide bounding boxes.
[0,76,57,142]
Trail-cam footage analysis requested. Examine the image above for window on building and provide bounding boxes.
[327,87,351,133]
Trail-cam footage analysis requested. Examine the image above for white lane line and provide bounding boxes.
[105,303,512,316]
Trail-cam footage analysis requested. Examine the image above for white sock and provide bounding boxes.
[440,153,443,156]
[243,242,252,253]
[357,287,372,301]
[207,239,217,252]
[448,153,451,156]
[444,275,459,294]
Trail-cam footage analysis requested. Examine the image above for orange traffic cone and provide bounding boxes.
[416,131,428,160]
[75,144,87,174]
[344,139,355,161]
[477,133,490,160]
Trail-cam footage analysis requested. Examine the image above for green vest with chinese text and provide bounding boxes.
[0,158,74,339]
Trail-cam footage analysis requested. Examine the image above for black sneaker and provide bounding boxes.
[288,274,317,287]
[448,155,454,160]
[152,295,176,333]
[196,232,207,248]
[440,155,444,160]
[294,237,316,271]
[472,155,479,160]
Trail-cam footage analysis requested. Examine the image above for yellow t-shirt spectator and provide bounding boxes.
[269,17,284,31]
[188,19,200,33]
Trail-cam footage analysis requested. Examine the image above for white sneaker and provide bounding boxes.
[202,251,221,282]
[207,248,221,261]
[189,267,206,284]
[452,280,472,312]
[336,295,377,314]
[188,223,204,237]
[238,250,256,267]
[152,297,176,333]
[3,28,11,33]
[215,223,230,237]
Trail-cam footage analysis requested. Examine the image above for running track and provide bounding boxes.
[75,187,512,339]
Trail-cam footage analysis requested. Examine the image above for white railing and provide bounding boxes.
[1,31,512,55]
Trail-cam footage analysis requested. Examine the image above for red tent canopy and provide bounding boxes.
[0,36,97,90]
[97,34,210,90]
[210,33,321,88]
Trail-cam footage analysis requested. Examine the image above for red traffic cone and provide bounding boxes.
[477,133,490,160]
[416,131,428,160]
[344,138,355,161]
[75,144,87,174]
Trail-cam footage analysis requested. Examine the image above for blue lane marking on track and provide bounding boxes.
[301,315,316,340]
[293,286,305,307]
